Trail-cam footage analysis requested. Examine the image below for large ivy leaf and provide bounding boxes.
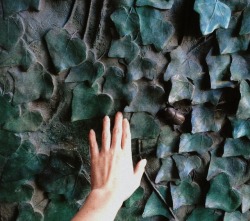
[236,81,250,119]
[10,63,53,104]
[103,66,138,105]
[136,0,174,9]
[124,82,165,115]
[223,138,250,157]
[45,28,87,73]
[38,149,90,200]
[124,187,144,208]
[111,7,139,37]
[130,112,161,139]
[194,0,231,35]
[156,125,179,158]
[186,207,222,221]
[205,173,241,212]
[179,133,213,154]
[230,118,250,139]
[115,206,142,221]
[240,6,250,35]
[191,105,225,133]
[224,211,250,221]
[1,140,47,182]
[108,35,140,64]
[238,184,250,213]
[71,83,113,121]
[136,7,174,51]
[17,203,42,221]
[171,180,201,210]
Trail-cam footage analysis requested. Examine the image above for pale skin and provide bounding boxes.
[72,112,147,221]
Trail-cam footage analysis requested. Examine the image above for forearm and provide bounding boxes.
[71,189,123,221]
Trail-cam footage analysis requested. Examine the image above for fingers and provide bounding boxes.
[111,112,123,149]
[121,118,131,151]
[89,129,99,159]
[102,116,111,152]
[134,159,147,185]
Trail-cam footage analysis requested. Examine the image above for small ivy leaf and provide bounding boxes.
[224,211,250,221]
[130,112,161,139]
[124,187,144,208]
[71,83,113,121]
[164,46,202,81]
[108,35,140,64]
[0,39,36,71]
[45,28,87,73]
[136,7,174,51]
[191,105,225,133]
[230,117,250,139]
[17,203,42,221]
[142,186,172,218]
[2,0,41,17]
[194,0,231,35]
[10,63,53,105]
[38,149,90,201]
[206,50,234,89]
[0,17,24,51]
[186,207,222,221]
[240,6,250,35]
[156,125,179,158]
[230,52,250,81]
[216,14,250,54]
[103,66,138,105]
[136,0,174,9]
[205,173,241,212]
[220,0,248,12]
[171,180,201,210]
[238,184,250,213]
[223,138,250,157]
[0,129,21,157]
[179,133,213,154]
[126,55,157,81]
[236,81,250,119]
[124,82,165,115]
[1,140,48,182]
[111,7,139,37]
[169,75,194,104]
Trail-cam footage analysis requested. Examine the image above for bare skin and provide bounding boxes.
[72,112,147,221]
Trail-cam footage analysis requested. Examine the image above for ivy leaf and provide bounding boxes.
[240,6,250,35]
[223,138,250,157]
[71,83,113,121]
[136,0,174,9]
[169,75,194,104]
[230,118,250,139]
[125,187,144,208]
[124,82,165,115]
[206,50,234,89]
[0,17,24,51]
[220,0,248,12]
[216,14,250,54]
[238,184,250,213]
[224,211,250,221]
[136,7,174,51]
[38,149,90,200]
[103,66,138,105]
[115,206,142,221]
[236,81,250,119]
[1,140,47,182]
[179,133,213,154]
[156,125,179,158]
[17,203,42,221]
[191,105,225,133]
[108,35,140,64]
[171,180,201,210]
[205,173,241,212]
[194,0,231,35]
[65,52,105,86]
[10,63,53,104]
[130,112,161,139]
[45,28,87,73]
[110,7,139,37]
[186,207,222,221]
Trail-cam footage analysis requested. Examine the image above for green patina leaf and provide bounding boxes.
[194,0,231,35]
[191,105,225,133]
[136,0,174,9]
[223,138,250,157]
[240,6,250,35]
[156,125,179,158]
[236,81,250,119]
[125,187,144,208]
[205,173,241,212]
[179,133,213,154]
[186,207,221,221]
[17,203,42,221]
[71,83,113,121]
[136,7,174,51]
[238,184,250,213]
[124,82,165,115]
[230,118,250,139]
[130,112,161,139]
[171,180,201,210]
[45,28,87,73]
[111,7,139,37]
[103,66,138,105]
[108,35,140,64]
[224,211,250,221]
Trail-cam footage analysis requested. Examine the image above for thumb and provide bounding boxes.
[134,159,147,184]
